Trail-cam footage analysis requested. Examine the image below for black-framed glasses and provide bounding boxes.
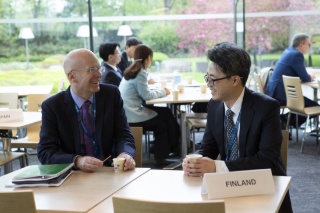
[72,66,105,74]
[204,74,232,85]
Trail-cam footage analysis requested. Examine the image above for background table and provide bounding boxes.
[0,167,150,213]
[146,88,211,168]
[0,85,53,98]
[0,112,41,173]
[88,170,291,213]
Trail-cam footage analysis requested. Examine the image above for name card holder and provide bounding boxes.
[201,169,275,199]
[0,109,24,123]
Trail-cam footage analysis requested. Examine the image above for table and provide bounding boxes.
[88,170,291,213]
[0,85,53,98]
[0,112,41,173]
[0,167,150,213]
[146,87,212,168]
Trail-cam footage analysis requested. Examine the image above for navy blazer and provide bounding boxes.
[100,62,122,87]
[117,51,132,73]
[197,88,286,175]
[37,84,135,166]
[265,46,311,104]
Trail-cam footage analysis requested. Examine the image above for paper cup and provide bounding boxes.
[186,154,203,159]
[187,76,193,84]
[177,84,184,93]
[200,84,207,93]
[172,90,179,100]
[113,158,125,172]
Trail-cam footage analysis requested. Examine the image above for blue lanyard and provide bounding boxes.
[226,111,241,161]
[74,94,99,157]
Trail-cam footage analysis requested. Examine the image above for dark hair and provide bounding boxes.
[207,42,251,86]
[126,37,142,47]
[99,42,120,61]
[291,33,310,48]
[123,44,153,80]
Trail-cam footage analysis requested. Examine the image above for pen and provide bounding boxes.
[102,155,112,163]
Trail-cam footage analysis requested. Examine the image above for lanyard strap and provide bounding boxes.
[74,94,99,157]
[226,111,241,160]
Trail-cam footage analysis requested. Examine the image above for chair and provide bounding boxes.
[0,190,36,213]
[283,75,320,153]
[185,113,207,152]
[58,78,65,92]
[112,196,225,213]
[254,73,265,94]
[281,130,289,171]
[130,127,143,167]
[11,94,52,155]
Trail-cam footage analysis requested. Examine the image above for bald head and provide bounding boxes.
[63,48,99,75]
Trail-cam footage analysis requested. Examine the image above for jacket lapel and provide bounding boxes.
[214,101,226,156]
[238,88,254,157]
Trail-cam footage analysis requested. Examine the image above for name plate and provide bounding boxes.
[201,169,275,199]
[0,109,23,123]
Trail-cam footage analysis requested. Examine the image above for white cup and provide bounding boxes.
[187,76,193,84]
[172,90,179,100]
[186,154,203,159]
[200,84,207,93]
[177,84,184,93]
[113,158,125,172]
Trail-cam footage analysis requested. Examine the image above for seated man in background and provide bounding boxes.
[37,48,136,172]
[183,42,292,212]
[265,33,318,126]
[99,42,123,87]
[117,37,142,74]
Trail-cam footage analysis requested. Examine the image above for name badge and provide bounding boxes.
[201,169,275,199]
[0,109,23,123]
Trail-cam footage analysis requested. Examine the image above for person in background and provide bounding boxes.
[37,48,136,172]
[119,44,180,166]
[99,42,123,87]
[265,33,318,127]
[117,37,142,74]
[182,42,292,212]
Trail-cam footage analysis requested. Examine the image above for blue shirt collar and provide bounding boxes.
[70,88,93,108]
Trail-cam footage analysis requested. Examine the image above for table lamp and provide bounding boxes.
[18,27,35,70]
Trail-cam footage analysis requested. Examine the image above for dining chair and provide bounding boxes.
[281,130,289,171]
[0,190,36,213]
[112,196,225,213]
[282,75,320,153]
[185,113,207,152]
[11,94,52,156]
[130,127,143,167]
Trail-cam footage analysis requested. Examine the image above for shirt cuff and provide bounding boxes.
[214,160,229,173]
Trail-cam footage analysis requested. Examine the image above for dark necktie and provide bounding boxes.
[226,109,238,160]
[81,101,94,156]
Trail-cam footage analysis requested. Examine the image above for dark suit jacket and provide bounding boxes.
[37,84,135,166]
[265,46,310,104]
[100,62,122,87]
[196,88,292,212]
[117,51,132,73]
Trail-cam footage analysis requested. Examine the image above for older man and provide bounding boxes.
[37,48,136,172]
[182,42,292,212]
[265,33,318,126]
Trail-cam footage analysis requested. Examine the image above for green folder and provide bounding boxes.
[12,163,74,184]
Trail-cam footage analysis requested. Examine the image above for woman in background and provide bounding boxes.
[119,44,180,166]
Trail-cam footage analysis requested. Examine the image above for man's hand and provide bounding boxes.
[182,157,216,177]
[75,156,103,172]
[164,88,170,95]
[148,78,156,84]
[116,153,136,170]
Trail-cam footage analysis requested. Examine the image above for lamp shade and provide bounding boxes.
[76,25,98,38]
[117,25,132,36]
[18,28,35,39]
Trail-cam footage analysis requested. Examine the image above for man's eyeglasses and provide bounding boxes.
[204,74,232,85]
[72,66,105,74]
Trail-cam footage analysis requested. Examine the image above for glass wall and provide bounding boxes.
[0,0,320,71]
